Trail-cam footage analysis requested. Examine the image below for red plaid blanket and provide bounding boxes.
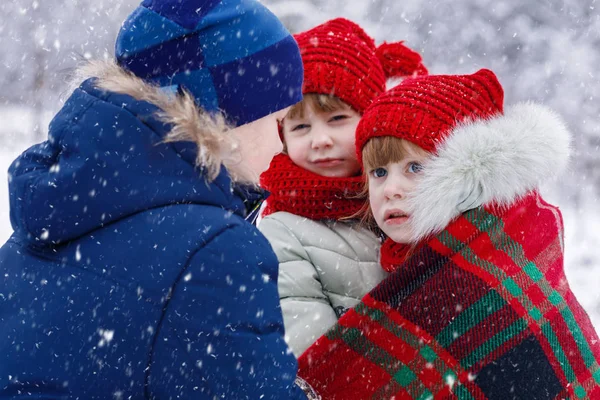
[298,192,600,399]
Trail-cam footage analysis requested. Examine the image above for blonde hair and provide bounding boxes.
[362,136,429,173]
[358,136,430,228]
[286,93,351,120]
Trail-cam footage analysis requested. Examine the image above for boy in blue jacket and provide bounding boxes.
[0,0,317,398]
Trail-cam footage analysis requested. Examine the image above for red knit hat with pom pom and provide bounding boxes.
[355,68,504,164]
[294,18,427,113]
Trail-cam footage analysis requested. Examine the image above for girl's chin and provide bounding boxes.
[384,230,413,245]
[310,168,352,178]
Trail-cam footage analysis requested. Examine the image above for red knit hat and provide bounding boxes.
[355,68,504,163]
[295,18,428,114]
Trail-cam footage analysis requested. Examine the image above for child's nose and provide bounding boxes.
[383,177,405,200]
[311,129,334,149]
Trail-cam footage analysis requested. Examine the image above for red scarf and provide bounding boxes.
[260,154,365,220]
[379,239,412,273]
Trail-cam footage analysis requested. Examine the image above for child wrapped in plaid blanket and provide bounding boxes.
[298,69,600,399]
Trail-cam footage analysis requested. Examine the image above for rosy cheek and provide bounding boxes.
[368,192,379,212]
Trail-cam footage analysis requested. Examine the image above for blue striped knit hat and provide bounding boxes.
[115,0,304,126]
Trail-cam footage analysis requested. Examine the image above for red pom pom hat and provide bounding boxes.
[295,18,428,114]
[355,68,505,163]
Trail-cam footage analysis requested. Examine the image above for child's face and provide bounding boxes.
[368,153,429,243]
[282,103,361,177]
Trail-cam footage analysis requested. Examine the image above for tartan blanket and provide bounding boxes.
[298,191,600,399]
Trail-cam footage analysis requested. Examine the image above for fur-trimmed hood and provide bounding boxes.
[406,102,571,242]
[8,60,263,245]
[74,60,247,182]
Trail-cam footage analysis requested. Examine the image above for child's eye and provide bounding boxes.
[291,123,310,132]
[329,115,348,122]
[408,162,423,173]
[370,167,387,178]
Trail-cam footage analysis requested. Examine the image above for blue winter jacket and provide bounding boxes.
[0,78,306,399]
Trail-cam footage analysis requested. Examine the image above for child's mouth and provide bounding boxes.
[384,211,408,225]
[313,158,344,167]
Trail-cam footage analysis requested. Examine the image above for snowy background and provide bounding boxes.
[1,0,599,326]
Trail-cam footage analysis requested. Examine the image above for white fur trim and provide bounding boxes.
[405,102,572,242]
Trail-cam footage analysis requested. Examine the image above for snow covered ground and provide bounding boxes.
[1,106,599,331]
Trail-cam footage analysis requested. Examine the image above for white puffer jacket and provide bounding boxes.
[259,211,387,357]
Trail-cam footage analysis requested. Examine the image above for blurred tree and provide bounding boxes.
[0,0,137,140]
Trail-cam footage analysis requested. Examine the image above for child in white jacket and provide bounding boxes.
[259,18,427,357]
